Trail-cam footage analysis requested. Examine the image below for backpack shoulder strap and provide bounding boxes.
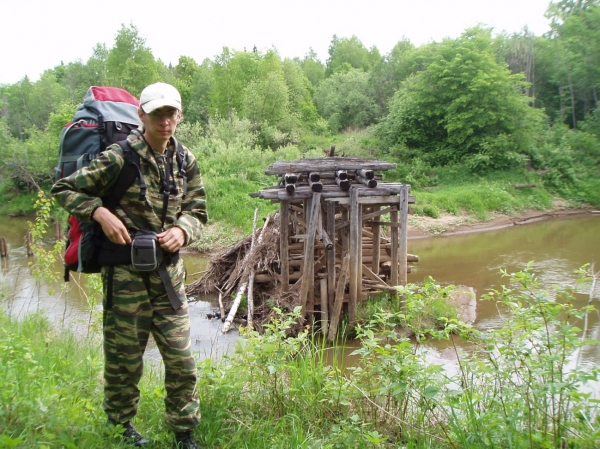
[172,137,198,197]
[102,140,146,210]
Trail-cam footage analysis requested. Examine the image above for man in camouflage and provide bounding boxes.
[51,83,206,449]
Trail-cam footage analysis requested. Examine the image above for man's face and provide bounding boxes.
[139,106,181,145]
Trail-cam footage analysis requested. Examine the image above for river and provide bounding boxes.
[1,213,599,366]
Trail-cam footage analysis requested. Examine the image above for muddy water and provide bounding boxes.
[407,214,600,366]
[1,214,599,365]
[0,216,238,362]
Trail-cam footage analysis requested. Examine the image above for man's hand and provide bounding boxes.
[92,207,131,245]
[157,226,186,253]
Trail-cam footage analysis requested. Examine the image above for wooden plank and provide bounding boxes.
[280,202,289,291]
[327,253,350,342]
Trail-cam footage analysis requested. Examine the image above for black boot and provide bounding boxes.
[173,431,200,449]
[108,420,150,446]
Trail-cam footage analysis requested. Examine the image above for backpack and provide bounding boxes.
[56,86,142,280]
[55,86,141,181]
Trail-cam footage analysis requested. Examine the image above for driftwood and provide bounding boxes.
[222,210,268,334]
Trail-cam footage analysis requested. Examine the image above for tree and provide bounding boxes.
[106,24,161,95]
[368,38,417,116]
[296,48,326,87]
[282,59,322,130]
[544,0,600,128]
[210,48,260,117]
[315,68,380,132]
[326,35,381,75]
[377,28,543,171]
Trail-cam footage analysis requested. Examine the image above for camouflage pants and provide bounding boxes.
[101,259,200,432]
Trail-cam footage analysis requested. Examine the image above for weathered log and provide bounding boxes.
[356,169,374,180]
[336,170,348,180]
[309,180,323,192]
[265,157,397,175]
[356,175,377,188]
[284,173,299,184]
[335,177,351,190]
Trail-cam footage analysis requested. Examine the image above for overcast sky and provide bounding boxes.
[1,0,552,85]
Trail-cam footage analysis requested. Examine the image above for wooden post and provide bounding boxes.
[390,208,399,286]
[25,231,33,256]
[299,192,321,319]
[326,201,336,314]
[319,277,328,335]
[327,253,350,342]
[399,185,409,286]
[54,221,62,242]
[280,201,289,291]
[349,187,360,323]
[0,237,7,258]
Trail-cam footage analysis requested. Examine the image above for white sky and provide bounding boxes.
[1,0,552,85]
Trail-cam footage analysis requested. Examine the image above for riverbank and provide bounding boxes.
[407,200,600,239]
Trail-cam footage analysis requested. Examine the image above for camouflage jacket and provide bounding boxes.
[51,129,207,246]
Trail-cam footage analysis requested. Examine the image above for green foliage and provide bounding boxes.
[326,35,382,75]
[358,277,460,341]
[315,69,380,132]
[0,311,105,448]
[105,24,161,95]
[376,27,543,171]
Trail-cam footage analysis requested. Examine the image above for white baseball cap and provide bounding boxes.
[139,82,181,113]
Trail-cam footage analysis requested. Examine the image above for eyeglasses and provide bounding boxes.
[148,108,180,121]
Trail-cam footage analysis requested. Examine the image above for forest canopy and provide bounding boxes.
[0,0,599,205]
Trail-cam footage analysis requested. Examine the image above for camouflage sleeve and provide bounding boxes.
[50,149,125,223]
[174,147,207,246]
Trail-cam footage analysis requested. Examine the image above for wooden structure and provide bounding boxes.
[249,157,415,338]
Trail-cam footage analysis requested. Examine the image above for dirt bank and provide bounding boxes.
[407,202,600,239]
